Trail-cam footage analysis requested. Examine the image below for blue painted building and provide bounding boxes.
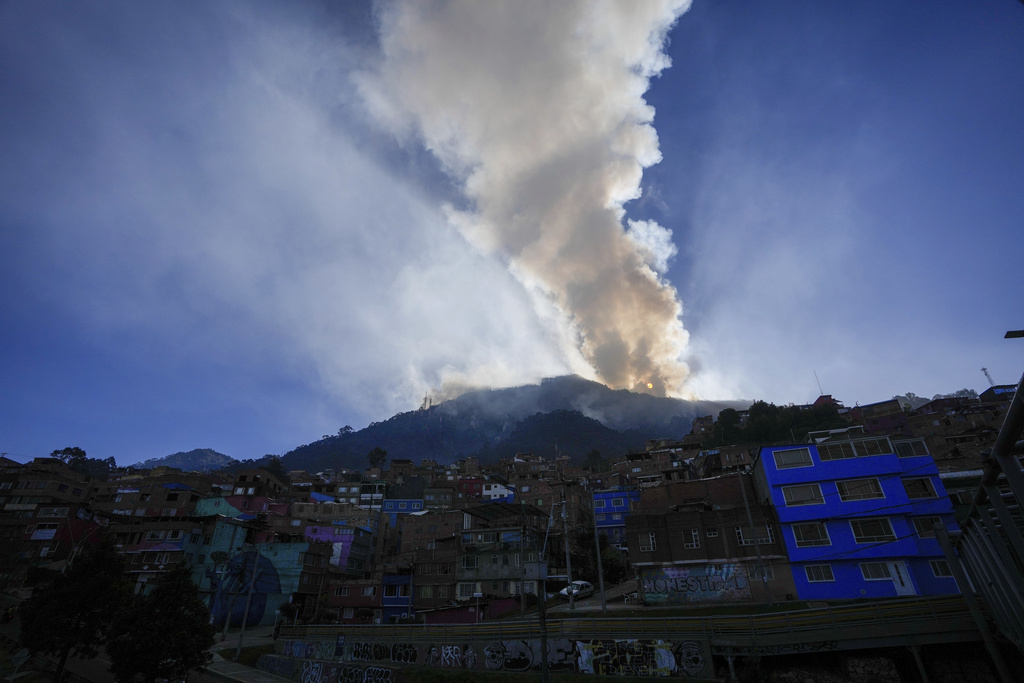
[593,487,640,547]
[753,436,960,600]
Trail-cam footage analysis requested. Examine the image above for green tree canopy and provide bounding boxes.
[51,446,116,480]
[107,563,216,683]
[19,537,129,681]
[367,446,388,469]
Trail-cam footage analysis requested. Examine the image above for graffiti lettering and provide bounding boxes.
[390,642,417,664]
[350,642,374,662]
[441,645,462,667]
[302,660,326,683]
[363,667,393,683]
[577,639,676,677]
[258,654,297,677]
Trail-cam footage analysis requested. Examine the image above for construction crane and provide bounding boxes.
[982,367,995,387]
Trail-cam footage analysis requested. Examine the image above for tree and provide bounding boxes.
[262,455,291,484]
[19,537,129,682]
[107,563,216,683]
[50,446,116,480]
[367,446,388,470]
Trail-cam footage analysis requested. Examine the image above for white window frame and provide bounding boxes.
[850,517,897,544]
[684,529,700,549]
[782,483,825,506]
[860,562,892,581]
[773,448,813,470]
[818,442,856,461]
[930,559,954,578]
[639,532,656,552]
[792,522,831,547]
[805,564,835,582]
[894,439,929,458]
[836,478,885,502]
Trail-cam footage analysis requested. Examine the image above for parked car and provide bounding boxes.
[558,580,594,599]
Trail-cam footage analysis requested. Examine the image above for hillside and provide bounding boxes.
[134,448,237,472]
[279,375,746,473]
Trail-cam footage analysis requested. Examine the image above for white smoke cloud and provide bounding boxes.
[358,0,694,397]
[626,219,678,274]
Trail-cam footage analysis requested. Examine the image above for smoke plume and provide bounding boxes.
[359,0,693,397]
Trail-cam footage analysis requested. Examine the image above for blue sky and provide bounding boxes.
[2,1,1022,465]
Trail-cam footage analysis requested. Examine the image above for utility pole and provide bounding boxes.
[589,485,607,613]
[234,546,262,661]
[561,486,574,610]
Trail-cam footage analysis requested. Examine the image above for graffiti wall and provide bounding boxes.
[267,637,711,680]
[640,564,750,604]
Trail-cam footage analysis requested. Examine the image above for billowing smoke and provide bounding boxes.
[358,0,693,397]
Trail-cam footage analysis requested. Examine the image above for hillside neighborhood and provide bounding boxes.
[1,385,1015,625]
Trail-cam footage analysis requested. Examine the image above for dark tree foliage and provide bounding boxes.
[51,446,116,480]
[107,563,216,683]
[19,537,129,682]
[705,401,847,448]
[367,446,388,469]
[261,455,291,484]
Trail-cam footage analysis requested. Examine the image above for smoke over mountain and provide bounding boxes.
[359,0,694,398]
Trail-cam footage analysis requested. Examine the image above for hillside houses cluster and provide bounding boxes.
[0,386,1016,627]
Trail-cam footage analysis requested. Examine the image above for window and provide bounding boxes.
[612,498,624,507]
[836,478,884,501]
[437,586,450,598]
[818,442,856,461]
[420,586,433,598]
[792,522,831,547]
[335,586,350,596]
[850,517,896,544]
[458,583,476,598]
[462,556,478,569]
[596,514,605,521]
[736,525,775,546]
[343,608,354,619]
[384,584,409,597]
[853,438,891,457]
[595,499,606,508]
[145,530,166,542]
[166,530,184,541]
[860,562,891,580]
[805,565,835,582]
[912,516,943,538]
[930,560,953,578]
[903,477,938,499]
[639,532,656,552]
[782,484,824,506]
[773,448,812,469]
[706,528,718,537]
[895,439,929,458]
[36,507,69,518]
[684,529,700,549]
[611,513,622,520]
[399,503,407,510]
[361,586,376,596]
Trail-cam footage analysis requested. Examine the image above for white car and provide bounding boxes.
[558,580,594,599]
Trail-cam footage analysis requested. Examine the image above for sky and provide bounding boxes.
[2,1,1023,466]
